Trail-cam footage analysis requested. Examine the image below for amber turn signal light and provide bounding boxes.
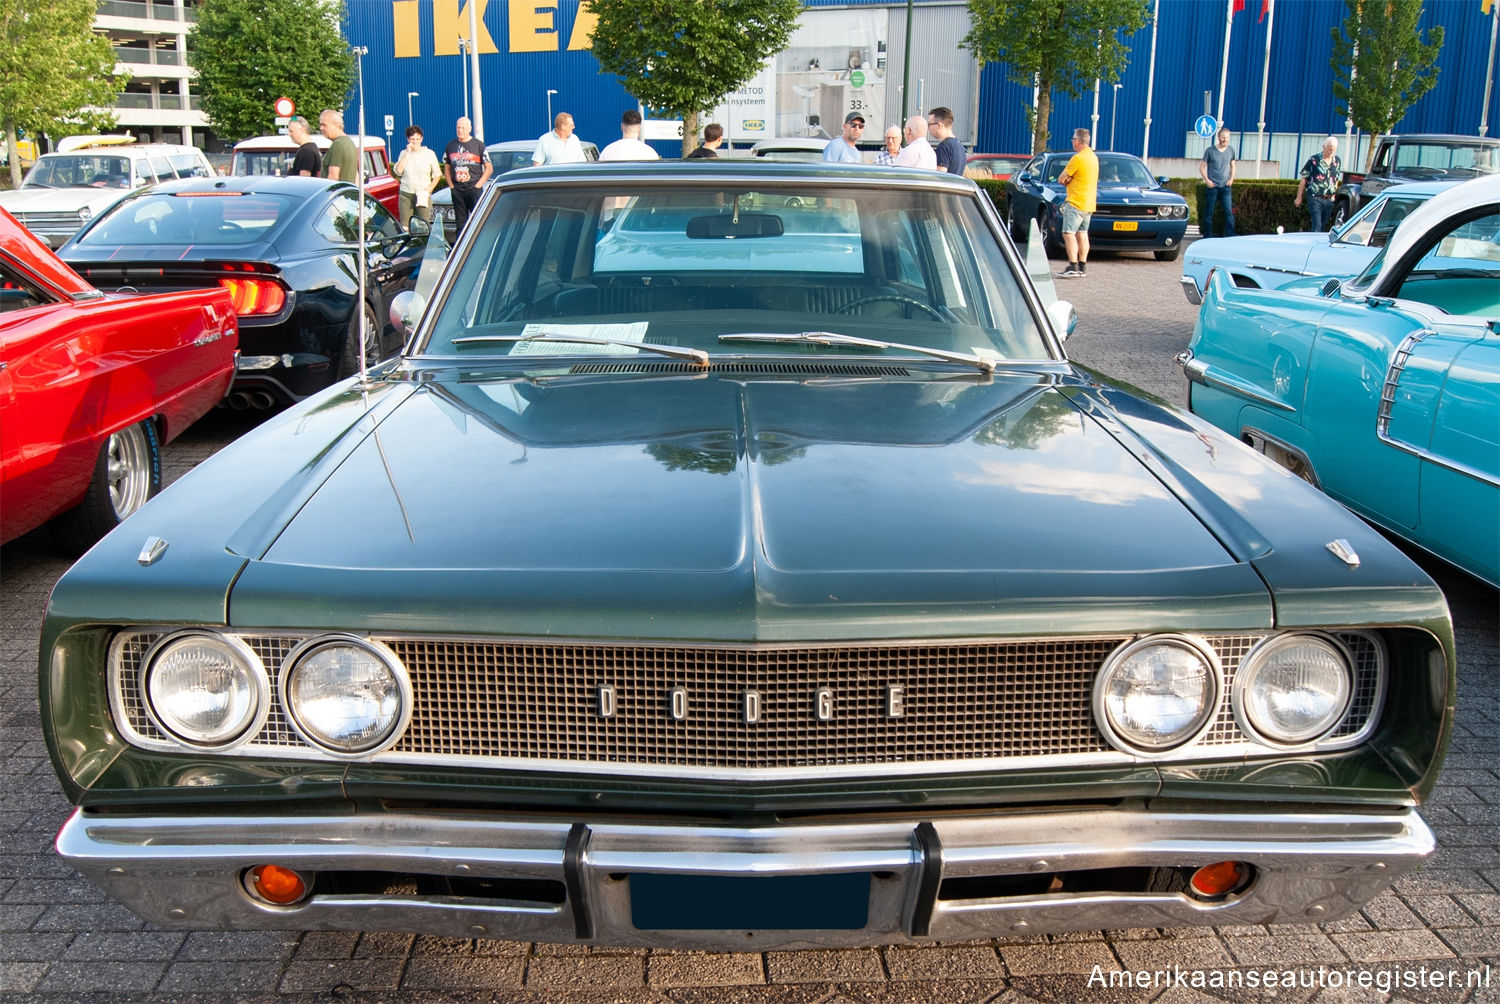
[1189,860,1250,898]
[247,864,308,905]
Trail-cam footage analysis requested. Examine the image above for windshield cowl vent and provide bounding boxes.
[567,361,913,376]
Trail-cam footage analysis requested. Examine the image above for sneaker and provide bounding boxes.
[1077,262,1088,276]
[1058,264,1081,278]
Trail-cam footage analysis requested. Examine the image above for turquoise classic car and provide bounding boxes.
[1180,174,1499,587]
[1179,181,1456,305]
[42,163,1453,949]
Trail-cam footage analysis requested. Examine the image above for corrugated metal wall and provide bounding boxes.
[345,0,1499,162]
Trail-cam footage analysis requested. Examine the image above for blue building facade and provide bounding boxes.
[343,0,1498,162]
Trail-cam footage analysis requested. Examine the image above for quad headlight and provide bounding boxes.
[143,632,268,749]
[1094,635,1221,755]
[281,637,410,756]
[1234,634,1352,746]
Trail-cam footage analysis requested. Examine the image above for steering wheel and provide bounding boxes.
[833,294,945,320]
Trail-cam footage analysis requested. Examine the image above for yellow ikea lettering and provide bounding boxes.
[392,0,421,58]
[568,2,597,50]
[509,1,557,53]
[434,0,499,56]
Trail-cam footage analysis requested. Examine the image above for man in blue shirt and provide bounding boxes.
[929,107,965,175]
[823,112,865,164]
[1199,126,1237,237]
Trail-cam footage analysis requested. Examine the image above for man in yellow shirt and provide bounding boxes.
[1056,128,1098,278]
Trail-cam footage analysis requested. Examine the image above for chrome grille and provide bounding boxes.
[14,211,85,229]
[110,632,1383,776]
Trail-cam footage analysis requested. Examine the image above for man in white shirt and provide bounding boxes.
[598,110,660,161]
[892,116,937,170]
[532,112,586,165]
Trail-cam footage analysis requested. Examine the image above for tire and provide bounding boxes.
[1039,210,1066,259]
[1154,245,1183,262]
[1007,203,1027,244]
[49,419,161,554]
[338,300,383,380]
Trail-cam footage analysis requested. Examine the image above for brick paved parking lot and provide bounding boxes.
[2,241,1496,1001]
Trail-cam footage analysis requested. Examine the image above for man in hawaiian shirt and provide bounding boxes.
[1295,137,1342,233]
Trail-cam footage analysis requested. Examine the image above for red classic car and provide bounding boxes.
[0,208,238,552]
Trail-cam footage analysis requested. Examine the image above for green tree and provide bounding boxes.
[0,0,124,187]
[590,0,802,156]
[1332,0,1444,169]
[963,0,1150,154]
[189,0,353,143]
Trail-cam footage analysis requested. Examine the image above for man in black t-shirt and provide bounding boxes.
[928,107,965,175]
[686,123,725,159]
[443,116,491,234]
[286,116,321,177]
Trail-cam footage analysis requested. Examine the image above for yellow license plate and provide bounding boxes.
[1112,221,1139,231]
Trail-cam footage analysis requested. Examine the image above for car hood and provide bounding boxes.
[0,185,132,214]
[1097,186,1183,204]
[1189,231,1325,265]
[53,364,1439,643]
[213,367,1288,639]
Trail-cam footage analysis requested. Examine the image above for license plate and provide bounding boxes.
[1113,220,1139,231]
[630,872,870,930]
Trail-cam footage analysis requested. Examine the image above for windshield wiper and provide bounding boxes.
[451,332,709,365]
[718,331,996,373]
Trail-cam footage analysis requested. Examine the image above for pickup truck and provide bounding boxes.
[1332,133,1497,227]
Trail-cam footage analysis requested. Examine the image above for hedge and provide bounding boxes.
[976,176,1313,237]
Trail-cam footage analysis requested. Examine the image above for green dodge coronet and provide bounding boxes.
[42,163,1453,949]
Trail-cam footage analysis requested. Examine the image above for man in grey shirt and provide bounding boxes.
[1200,126,1237,238]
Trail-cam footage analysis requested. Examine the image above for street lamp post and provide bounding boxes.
[407,91,419,129]
[1110,83,1122,151]
[458,39,470,122]
[546,89,557,130]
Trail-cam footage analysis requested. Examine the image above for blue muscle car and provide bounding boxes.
[1005,150,1189,261]
[41,163,1453,949]
[1180,181,1456,304]
[1180,174,1499,586]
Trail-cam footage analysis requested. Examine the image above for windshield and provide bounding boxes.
[1393,142,1498,178]
[73,192,294,245]
[1097,156,1157,187]
[26,155,133,189]
[419,181,1053,363]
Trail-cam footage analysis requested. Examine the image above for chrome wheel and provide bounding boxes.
[106,422,155,520]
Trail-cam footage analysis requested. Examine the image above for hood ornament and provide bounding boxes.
[1326,539,1360,568]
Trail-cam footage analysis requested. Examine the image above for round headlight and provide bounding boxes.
[1094,635,1221,755]
[144,633,267,749]
[1235,634,1351,746]
[78,207,93,221]
[281,637,410,756]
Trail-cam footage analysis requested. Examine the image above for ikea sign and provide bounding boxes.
[388,0,598,57]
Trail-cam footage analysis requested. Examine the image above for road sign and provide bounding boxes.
[641,119,683,141]
[384,114,395,133]
[274,96,295,118]
[1194,114,1217,139]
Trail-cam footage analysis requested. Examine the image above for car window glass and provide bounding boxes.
[74,193,292,245]
[171,154,210,179]
[1044,158,1068,183]
[1341,196,1425,248]
[1097,157,1154,187]
[134,161,156,185]
[150,157,176,180]
[1394,209,1500,317]
[421,184,1051,361]
[364,195,399,238]
[0,257,57,313]
[28,155,132,189]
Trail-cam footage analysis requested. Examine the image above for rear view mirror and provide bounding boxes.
[686,212,784,239]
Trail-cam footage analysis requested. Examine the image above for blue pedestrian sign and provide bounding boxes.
[1195,115,1218,139]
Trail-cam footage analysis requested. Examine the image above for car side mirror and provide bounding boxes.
[390,289,424,335]
[408,216,431,237]
[1016,172,1032,183]
[1157,175,1170,186]
[1045,299,1077,342]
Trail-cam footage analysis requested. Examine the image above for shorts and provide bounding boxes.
[1060,204,1091,233]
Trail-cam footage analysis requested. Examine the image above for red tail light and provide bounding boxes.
[218,276,286,316]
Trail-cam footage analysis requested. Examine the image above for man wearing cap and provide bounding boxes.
[823,112,865,164]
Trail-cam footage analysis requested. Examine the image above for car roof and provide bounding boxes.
[1378,180,1464,196]
[233,134,388,151]
[41,143,200,159]
[496,160,974,189]
[133,175,348,197]
[1366,174,1500,289]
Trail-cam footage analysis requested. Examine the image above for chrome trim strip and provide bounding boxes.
[1176,354,1296,412]
[57,805,1436,948]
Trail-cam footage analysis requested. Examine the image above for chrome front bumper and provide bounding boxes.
[57,805,1433,949]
